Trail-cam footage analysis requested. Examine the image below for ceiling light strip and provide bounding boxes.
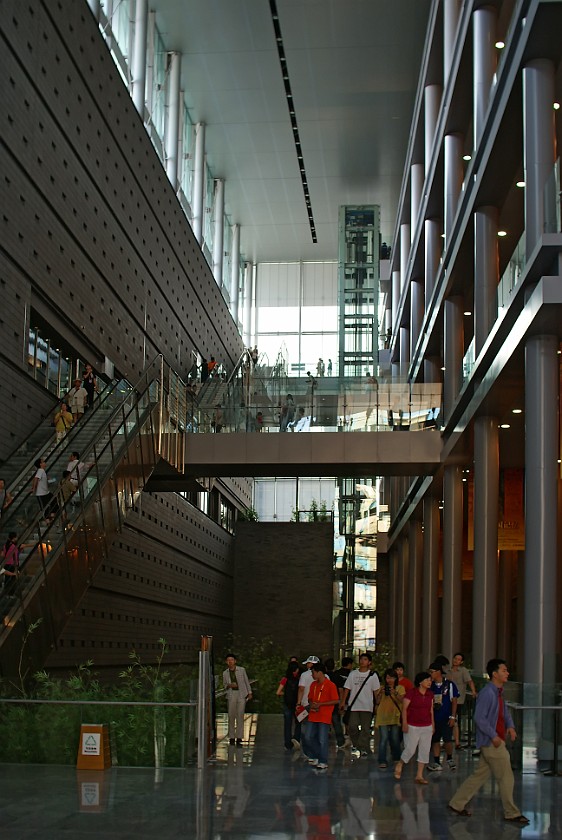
[269,0,317,243]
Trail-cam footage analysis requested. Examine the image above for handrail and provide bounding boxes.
[4,378,119,497]
[0,698,195,708]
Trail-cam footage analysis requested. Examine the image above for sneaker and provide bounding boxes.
[351,748,361,758]
[316,762,328,769]
[308,758,318,765]
[447,759,457,771]
[291,738,301,750]
[472,749,481,757]
[428,762,443,772]
[378,763,388,769]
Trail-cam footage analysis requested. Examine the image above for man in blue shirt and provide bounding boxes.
[448,658,529,825]
[427,662,459,771]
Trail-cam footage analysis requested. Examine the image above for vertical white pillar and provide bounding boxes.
[424,85,442,175]
[400,224,410,293]
[442,465,463,655]
[392,269,401,337]
[411,163,425,242]
[131,0,148,116]
[443,0,461,79]
[523,59,556,256]
[410,279,424,361]
[212,179,225,286]
[473,6,497,148]
[444,133,464,242]
[474,206,498,355]
[424,218,441,304]
[444,296,464,419]
[472,416,499,673]
[192,122,206,245]
[165,52,181,189]
[243,263,254,347]
[230,224,241,326]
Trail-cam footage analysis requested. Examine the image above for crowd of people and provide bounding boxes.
[262,651,528,827]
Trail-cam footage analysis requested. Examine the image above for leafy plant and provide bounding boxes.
[238,506,259,522]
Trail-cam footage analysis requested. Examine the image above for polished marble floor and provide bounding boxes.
[0,714,560,839]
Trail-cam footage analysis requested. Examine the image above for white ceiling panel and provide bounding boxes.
[150,0,431,263]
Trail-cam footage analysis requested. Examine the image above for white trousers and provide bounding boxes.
[401,724,433,765]
[227,694,247,739]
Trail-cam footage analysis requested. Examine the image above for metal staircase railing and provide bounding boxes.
[0,355,189,682]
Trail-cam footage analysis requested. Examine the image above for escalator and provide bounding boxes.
[0,356,187,682]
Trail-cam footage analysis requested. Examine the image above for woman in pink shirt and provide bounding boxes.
[394,671,435,784]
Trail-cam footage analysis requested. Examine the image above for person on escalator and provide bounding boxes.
[1,532,21,597]
[31,458,57,522]
[66,379,88,423]
[53,402,73,442]
[81,363,98,410]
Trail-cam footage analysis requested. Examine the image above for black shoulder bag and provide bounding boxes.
[343,673,372,725]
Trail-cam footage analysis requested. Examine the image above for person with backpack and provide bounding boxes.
[276,659,302,750]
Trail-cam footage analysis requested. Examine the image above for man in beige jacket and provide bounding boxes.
[223,653,252,745]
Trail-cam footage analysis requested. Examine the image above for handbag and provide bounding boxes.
[342,672,373,725]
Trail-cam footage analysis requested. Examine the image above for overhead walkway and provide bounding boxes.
[0,356,189,682]
[147,430,442,487]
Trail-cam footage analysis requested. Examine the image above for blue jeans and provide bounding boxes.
[307,721,330,764]
[283,705,301,748]
[378,724,402,763]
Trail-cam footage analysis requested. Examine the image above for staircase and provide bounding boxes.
[0,356,187,682]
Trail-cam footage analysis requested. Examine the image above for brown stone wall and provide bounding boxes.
[232,522,334,659]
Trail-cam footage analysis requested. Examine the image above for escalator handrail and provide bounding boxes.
[4,377,123,503]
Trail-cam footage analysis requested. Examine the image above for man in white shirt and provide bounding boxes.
[340,652,380,756]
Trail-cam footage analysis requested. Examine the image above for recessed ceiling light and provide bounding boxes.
[441,366,446,371]
[463,154,472,161]
[495,40,505,49]
[498,230,507,237]
[441,233,446,238]
[516,181,525,188]
[512,408,522,414]
[500,423,510,429]
[464,311,472,316]
[554,102,560,110]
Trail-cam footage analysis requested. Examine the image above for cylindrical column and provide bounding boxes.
[472,416,499,673]
[442,465,463,656]
[396,536,410,661]
[424,85,442,175]
[389,547,399,651]
[523,59,556,256]
[411,163,425,242]
[400,224,411,293]
[424,218,441,304]
[473,6,497,147]
[444,133,464,242]
[424,356,441,385]
[165,52,181,188]
[443,296,464,419]
[242,262,253,347]
[524,335,559,684]
[392,269,401,337]
[443,0,462,79]
[422,496,440,668]
[212,179,225,286]
[131,0,148,115]
[230,223,241,324]
[408,520,424,674]
[400,326,410,375]
[497,551,516,663]
[192,122,206,244]
[474,206,499,355]
[410,279,424,360]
